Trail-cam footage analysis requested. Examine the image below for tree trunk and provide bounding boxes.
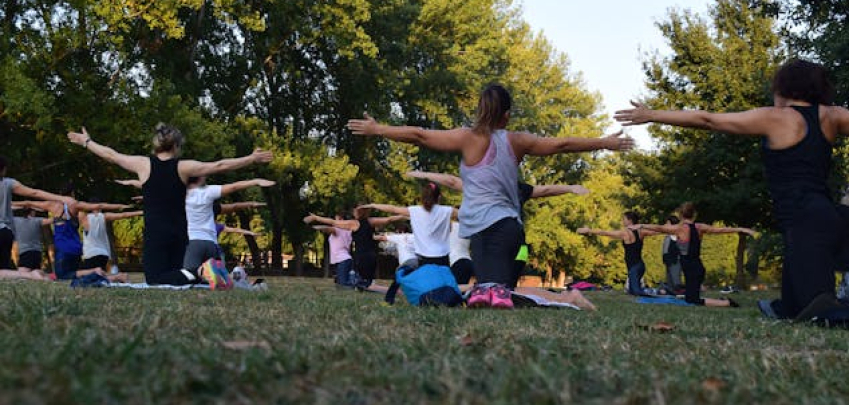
[270,224,284,271]
[236,211,263,270]
[322,234,330,278]
[735,234,748,289]
[292,242,304,277]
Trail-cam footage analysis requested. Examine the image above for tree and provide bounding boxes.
[626,0,784,287]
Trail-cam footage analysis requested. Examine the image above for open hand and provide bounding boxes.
[251,149,274,164]
[576,227,591,235]
[347,113,379,135]
[569,185,590,195]
[254,179,276,187]
[614,101,652,126]
[67,127,90,146]
[303,214,317,224]
[602,130,635,151]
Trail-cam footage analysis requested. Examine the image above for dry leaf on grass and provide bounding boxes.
[644,322,675,333]
[222,340,271,351]
[702,377,727,392]
[457,333,475,347]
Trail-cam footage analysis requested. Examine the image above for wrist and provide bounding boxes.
[84,138,91,148]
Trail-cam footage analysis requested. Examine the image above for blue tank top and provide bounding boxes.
[53,204,82,255]
[458,130,521,238]
[762,105,833,227]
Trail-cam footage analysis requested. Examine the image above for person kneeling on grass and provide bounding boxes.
[634,202,755,307]
[10,206,52,280]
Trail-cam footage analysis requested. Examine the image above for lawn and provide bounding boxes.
[1,277,848,405]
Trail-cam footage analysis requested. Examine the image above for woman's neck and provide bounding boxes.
[156,152,175,160]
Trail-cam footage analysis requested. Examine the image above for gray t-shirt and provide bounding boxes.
[0,178,19,234]
[13,216,43,253]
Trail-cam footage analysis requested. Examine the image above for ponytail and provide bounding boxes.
[152,123,184,154]
[421,182,441,211]
[472,84,512,135]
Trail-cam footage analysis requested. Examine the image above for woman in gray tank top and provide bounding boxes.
[348,84,634,308]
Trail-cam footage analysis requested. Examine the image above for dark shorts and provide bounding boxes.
[18,250,42,270]
[0,228,13,269]
[182,240,220,272]
[81,255,109,270]
[418,255,450,267]
[55,251,82,280]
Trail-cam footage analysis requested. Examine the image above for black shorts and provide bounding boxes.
[450,258,474,284]
[18,250,42,270]
[81,255,109,270]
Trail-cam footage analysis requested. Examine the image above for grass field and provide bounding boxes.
[1,277,848,405]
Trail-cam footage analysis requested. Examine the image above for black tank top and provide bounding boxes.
[142,157,187,240]
[623,229,643,268]
[682,223,701,259]
[352,218,376,256]
[762,105,833,226]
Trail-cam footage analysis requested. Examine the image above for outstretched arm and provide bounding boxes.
[511,130,634,157]
[115,179,142,189]
[12,201,56,212]
[221,226,259,237]
[220,202,266,214]
[614,101,779,136]
[12,184,75,205]
[698,224,757,236]
[370,215,408,229]
[76,202,132,212]
[373,234,389,242]
[531,185,590,198]
[179,149,273,179]
[68,128,149,176]
[304,214,360,231]
[347,114,470,152]
[405,171,463,191]
[359,203,410,217]
[104,211,144,221]
[221,179,276,196]
[313,225,336,235]
[636,224,679,235]
[576,227,627,240]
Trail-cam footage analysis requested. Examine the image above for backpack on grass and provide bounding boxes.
[385,264,463,307]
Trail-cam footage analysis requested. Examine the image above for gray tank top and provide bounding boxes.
[458,129,521,238]
[13,217,43,253]
[83,212,111,259]
[0,178,18,233]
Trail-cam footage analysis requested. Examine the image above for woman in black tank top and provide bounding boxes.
[578,211,660,296]
[639,203,754,307]
[617,60,849,319]
[68,124,273,285]
[305,207,408,290]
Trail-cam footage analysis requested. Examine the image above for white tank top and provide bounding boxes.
[449,222,471,265]
[83,213,111,259]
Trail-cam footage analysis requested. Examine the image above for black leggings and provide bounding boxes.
[354,252,377,282]
[470,217,522,285]
[680,256,705,305]
[0,228,13,269]
[451,259,474,284]
[144,234,192,285]
[418,255,450,267]
[773,196,849,318]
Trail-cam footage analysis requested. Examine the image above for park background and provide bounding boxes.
[2,0,847,288]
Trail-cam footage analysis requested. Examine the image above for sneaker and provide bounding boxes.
[795,293,845,322]
[490,284,514,309]
[199,260,232,290]
[467,285,492,308]
[720,286,739,294]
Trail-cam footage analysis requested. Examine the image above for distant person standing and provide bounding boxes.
[661,215,683,292]
[315,212,355,287]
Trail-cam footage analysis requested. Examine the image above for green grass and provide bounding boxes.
[1,278,849,405]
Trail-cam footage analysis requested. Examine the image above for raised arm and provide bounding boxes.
[220,202,266,214]
[68,128,149,176]
[103,211,144,221]
[636,224,680,235]
[221,179,276,196]
[511,130,634,158]
[347,114,470,152]
[576,227,628,240]
[178,149,273,179]
[531,185,590,198]
[12,184,75,205]
[304,214,360,231]
[405,171,463,191]
[370,215,408,229]
[313,225,337,235]
[697,223,757,237]
[359,203,410,217]
[614,101,780,137]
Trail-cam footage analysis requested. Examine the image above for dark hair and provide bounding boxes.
[421,182,441,211]
[88,196,102,204]
[472,84,512,135]
[666,215,680,225]
[679,202,697,220]
[187,177,203,186]
[395,223,411,233]
[0,156,6,175]
[61,181,75,197]
[771,59,835,106]
[153,123,184,154]
[213,201,222,216]
[18,207,34,217]
[354,204,370,220]
[623,211,640,224]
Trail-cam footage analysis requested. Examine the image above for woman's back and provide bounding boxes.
[142,156,187,239]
